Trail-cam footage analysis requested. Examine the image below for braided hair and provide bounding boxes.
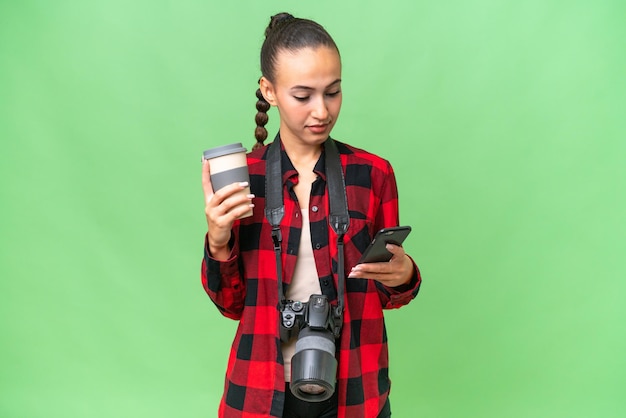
[252,13,339,151]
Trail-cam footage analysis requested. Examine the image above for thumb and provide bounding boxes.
[385,243,405,257]
[202,159,215,202]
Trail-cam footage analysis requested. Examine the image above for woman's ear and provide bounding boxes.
[259,77,277,106]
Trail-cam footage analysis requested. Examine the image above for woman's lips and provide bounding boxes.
[307,124,329,134]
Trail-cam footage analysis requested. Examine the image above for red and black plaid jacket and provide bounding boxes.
[201,137,421,417]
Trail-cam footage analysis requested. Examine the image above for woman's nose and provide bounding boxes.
[311,97,329,121]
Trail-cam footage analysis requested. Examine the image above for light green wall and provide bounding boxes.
[1,1,624,416]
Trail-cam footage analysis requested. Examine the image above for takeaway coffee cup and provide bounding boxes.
[203,143,253,219]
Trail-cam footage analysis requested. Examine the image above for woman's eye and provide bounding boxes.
[293,91,340,102]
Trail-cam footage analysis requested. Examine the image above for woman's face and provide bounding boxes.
[260,46,342,149]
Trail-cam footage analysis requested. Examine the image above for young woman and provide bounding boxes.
[201,13,422,418]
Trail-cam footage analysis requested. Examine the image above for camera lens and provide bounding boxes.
[290,328,337,402]
[297,384,326,395]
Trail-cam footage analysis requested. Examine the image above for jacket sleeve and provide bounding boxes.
[372,162,422,309]
[200,232,246,320]
[376,256,421,309]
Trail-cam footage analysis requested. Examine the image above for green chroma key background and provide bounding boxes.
[1,0,624,416]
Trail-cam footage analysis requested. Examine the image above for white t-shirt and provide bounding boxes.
[281,209,322,382]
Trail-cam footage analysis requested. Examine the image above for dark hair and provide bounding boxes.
[253,13,339,150]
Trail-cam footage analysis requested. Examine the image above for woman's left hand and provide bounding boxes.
[348,244,414,287]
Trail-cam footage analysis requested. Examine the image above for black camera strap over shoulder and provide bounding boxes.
[265,137,349,326]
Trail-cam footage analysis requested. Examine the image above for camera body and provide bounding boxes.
[279,294,342,402]
[280,294,341,342]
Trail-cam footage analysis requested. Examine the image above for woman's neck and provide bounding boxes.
[281,137,323,170]
[280,134,322,209]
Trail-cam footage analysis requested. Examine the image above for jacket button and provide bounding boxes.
[311,206,319,212]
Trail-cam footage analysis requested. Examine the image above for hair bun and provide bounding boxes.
[265,12,295,37]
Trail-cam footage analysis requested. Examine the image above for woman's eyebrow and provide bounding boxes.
[290,79,342,91]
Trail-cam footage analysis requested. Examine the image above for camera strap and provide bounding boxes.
[265,137,349,323]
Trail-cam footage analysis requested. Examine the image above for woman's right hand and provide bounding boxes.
[202,159,254,260]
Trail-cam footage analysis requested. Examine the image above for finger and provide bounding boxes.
[385,243,406,257]
[202,159,215,201]
[217,189,254,216]
[348,260,392,278]
[349,253,413,287]
[206,187,254,232]
[347,265,403,286]
[348,268,395,283]
[210,182,253,207]
[348,248,406,278]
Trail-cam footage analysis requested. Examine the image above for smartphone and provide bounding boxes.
[357,226,412,264]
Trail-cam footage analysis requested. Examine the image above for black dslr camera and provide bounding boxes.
[279,294,342,402]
